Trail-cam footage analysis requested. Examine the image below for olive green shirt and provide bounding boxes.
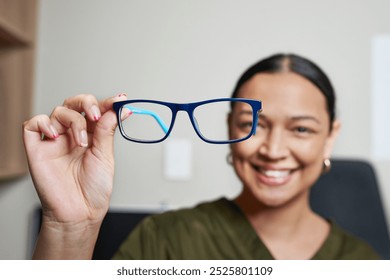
[113,198,379,260]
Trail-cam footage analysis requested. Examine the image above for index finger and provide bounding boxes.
[98,93,128,113]
[64,93,128,116]
[63,94,101,122]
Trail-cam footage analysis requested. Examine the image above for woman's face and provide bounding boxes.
[229,72,340,207]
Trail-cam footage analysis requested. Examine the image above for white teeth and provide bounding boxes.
[261,169,290,178]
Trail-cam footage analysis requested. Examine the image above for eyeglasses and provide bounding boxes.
[113,98,262,144]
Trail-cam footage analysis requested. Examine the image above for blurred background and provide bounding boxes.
[1,0,390,259]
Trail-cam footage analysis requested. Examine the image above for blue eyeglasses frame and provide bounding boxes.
[113,98,262,144]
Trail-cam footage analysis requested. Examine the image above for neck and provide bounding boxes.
[234,188,314,238]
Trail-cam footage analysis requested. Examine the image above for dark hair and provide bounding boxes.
[231,53,336,128]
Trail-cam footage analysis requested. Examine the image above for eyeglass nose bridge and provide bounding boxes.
[166,102,219,143]
[167,103,201,139]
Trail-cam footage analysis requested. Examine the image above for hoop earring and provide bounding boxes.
[226,152,233,165]
[323,158,331,174]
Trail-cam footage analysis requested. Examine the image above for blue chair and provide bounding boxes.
[310,159,390,259]
[92,210,152,259]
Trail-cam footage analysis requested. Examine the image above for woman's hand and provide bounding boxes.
[23,93,127,259]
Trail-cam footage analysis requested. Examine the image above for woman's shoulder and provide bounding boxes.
[314,221,380,260]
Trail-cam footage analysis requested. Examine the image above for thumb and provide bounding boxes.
[91,95,127,158]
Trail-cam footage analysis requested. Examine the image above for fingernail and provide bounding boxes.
[117,93,127,98]
[50,125,59,139]
[121,108,132,120]
[91,105,101,121]
[80,130,88,147]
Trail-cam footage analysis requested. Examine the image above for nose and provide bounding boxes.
[258,127,289,160]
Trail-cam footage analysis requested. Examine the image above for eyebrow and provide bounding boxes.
[236,110,253,116]
[290,116,321,124]
[231,110,254,118]
[259,114,321,124]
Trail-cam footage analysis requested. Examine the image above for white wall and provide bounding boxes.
[1,0,390,259]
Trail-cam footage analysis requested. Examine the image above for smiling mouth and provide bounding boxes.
[253,166,298,185]
[260,169,291,178]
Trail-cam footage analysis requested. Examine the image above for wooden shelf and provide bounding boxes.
[0,0,37,181]
[0,16,31,46]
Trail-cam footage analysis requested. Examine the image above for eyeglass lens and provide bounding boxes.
[119,100,255,143]
[121,102,173,142]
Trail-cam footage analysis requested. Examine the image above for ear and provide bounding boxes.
[323,119,341,159]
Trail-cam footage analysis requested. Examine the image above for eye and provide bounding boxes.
[293,126,314,135]
[296,127,308,132]
[237,121,254,130]
[257,121,266,129]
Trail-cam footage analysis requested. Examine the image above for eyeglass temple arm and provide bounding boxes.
[123,105,169,133]
[253,110,262,136]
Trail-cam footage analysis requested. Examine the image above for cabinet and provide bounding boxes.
[0,0,38,180]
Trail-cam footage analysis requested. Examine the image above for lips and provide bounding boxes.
[253,165,297,186]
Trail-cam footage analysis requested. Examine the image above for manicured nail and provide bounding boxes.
[91,105,101,121]
[80,130,88,147]
[49,125,59,139]
[121,108,132,120]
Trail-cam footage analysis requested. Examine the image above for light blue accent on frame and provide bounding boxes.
[124,105,169,134]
